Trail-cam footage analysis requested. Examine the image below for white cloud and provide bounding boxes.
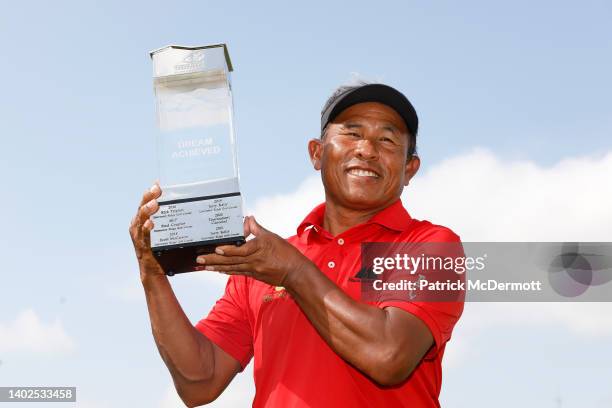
[0,309,75,353]
[406,148,612,241]
[443,301,612,368]
[247,175,324,238]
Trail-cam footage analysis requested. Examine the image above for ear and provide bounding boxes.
[403,155,420,186]
[308,138,323,171]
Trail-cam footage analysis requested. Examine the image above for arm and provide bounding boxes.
[130,184,241,406]
[197,216,434,387]
[284,263,433,386]
[141,274,241,406]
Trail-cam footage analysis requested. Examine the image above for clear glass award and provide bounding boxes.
[149,44,244,275]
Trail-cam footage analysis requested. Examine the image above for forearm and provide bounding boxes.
[285,263,402,383]
[141,271,215,385]
[132,184,228,405]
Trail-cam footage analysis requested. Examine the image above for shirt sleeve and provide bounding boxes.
[377,226,465,360]
[379,299,463,360]
[195,275,254,370]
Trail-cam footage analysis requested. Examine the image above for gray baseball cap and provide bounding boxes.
[320,83,419,138]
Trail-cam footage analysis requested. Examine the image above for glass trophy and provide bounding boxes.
[149,44,244,276]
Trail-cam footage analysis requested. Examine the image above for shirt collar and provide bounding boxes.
[296,202,326,237]
[296,198,413,237]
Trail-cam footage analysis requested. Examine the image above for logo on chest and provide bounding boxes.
[262,286,289,302]
[349,266,379,282]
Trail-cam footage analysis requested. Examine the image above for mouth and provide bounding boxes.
[345,166,381,179]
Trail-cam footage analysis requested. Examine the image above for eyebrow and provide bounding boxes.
[342,121,399,133]
[339,121,403,141]
[343,122,363,129]
[382,124,399,134]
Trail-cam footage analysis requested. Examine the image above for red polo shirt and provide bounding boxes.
[196,199,464,407]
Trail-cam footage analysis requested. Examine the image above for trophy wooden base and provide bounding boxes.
[153,237,246,276]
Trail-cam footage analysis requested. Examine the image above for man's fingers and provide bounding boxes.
[247,216,265,236]
[130,209,154,235]
[196,252,250,266]
[139,183,162,208]
[129,183,161,260]
[143,219,154,231]
[138,198,160,224]
[141,220,152,247]
[129,216,140,242]
[243,216,252,239]
[205,263,254,274]
[135,183,162,226]
[215,239,258,257]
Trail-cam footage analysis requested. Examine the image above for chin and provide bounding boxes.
[341,193,386,209]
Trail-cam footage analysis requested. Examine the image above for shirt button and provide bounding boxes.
[328,261,336,269]
[337,238,345,245]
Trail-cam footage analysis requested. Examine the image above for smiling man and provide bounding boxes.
[130,82,464,407]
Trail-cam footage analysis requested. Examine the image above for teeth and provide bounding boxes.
[348,168,379,178]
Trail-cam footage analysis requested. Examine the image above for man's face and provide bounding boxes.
[309,102,420,211]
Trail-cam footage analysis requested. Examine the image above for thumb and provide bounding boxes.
[247,215,266,237]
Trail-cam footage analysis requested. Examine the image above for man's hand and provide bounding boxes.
[128,182,164,280]
[196,216,315,287]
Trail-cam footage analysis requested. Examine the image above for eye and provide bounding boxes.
[380,136,395,144]
[346,132,361,138]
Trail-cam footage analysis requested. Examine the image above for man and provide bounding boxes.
[130,82,464,407]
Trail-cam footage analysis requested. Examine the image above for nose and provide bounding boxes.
[355,139,379,161]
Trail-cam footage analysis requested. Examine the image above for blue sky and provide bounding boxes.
[1,1,611,407]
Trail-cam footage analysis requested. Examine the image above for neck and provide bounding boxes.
[323,199,391,236]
